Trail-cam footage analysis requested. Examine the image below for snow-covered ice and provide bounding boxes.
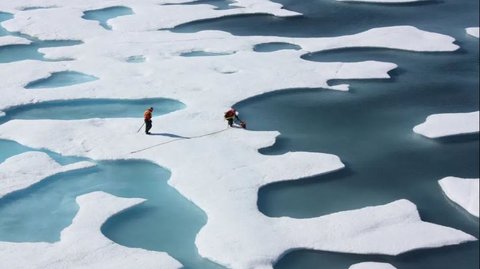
[439,177,479,218]
[0,35,31,46]
[466,27,480,38]
[0,0,298,40]
[413,111,479,138]
[0,119,476,269]
[0,151,94,198]
[0,0,476,268]
[349,262,397,269]
[0,191,182,269]
[0,25,457,110]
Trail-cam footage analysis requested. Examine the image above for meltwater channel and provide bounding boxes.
[0,7,226,269]
[0,98,224,269]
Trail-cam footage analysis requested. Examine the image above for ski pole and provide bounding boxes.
[136,122,145,133]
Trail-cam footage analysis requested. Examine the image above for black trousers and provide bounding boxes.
[227,116,240,127]
[145,120,152,133]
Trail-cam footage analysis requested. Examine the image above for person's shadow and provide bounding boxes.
[148,133,190,139]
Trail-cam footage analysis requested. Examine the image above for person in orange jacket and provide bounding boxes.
[224,108,246,128]
[144,107,154,134]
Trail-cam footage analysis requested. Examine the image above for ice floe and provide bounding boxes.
[439,177,479,218]
[0,0,298,40]
[466,27,480,38]
[413,111,479,138]
[0,151,94,198]
[0,191,182,269]
[0,35,31,46]
[0,118,476,269]
[349,262,396,269]
[0,0,475,268]
[0,26,457,111]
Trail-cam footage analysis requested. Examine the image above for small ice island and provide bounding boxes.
[439,177,479,218]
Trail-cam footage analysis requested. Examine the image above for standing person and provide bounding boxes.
[144,107,154,134]
[224,108,246,128]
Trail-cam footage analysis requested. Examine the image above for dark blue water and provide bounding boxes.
[234,28,478,269]
[237,85,479,268]
[167,0,480,268]
[82,6,133,30]
[173,0,478,41]
[163,0,239,10]
[1,1,478,268]
[275,242,479,269]
[253,42,301,52]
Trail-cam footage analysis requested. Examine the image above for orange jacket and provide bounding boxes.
[144,109,152,120]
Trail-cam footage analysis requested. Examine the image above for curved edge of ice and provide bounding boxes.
[413,111,480,138]
[439,176,479,218]
[255,151,345,185]
[0,191,183,269]
[0,151,95,198]
[0,36,31,47]
[197,198,477,269]
[466,27,480,38]
[349,262,397,269]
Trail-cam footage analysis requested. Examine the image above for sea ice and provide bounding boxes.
[0,119,476,269]
[0,0,476,268]
[466,27,480,38]
[413,111,479,138]
[0,191,182,269]
[0,35,31,46]
[0,0,298,40]
[349,262,397,269]
[439,177,479,218]
[0,26,457,110]
[0,151,94,198]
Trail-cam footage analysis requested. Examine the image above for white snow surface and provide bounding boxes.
[413,111,479,138]
[0,191,182,269]
[439,177,479,218]
[0,0,475,268]
[0,0,298,40]
[466,27,480,38]
[0,151,94,198]
[0,120,476,268]
[0,35,31,46]
[349,262,397,269]
[0,25,457,110]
